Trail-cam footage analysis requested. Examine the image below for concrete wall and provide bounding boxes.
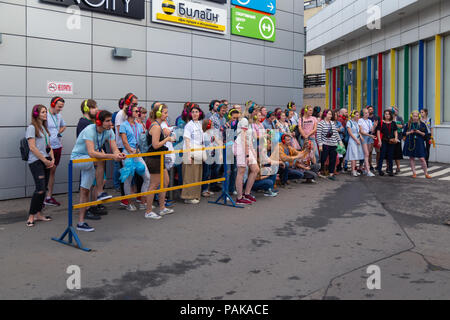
[0,0,304,200]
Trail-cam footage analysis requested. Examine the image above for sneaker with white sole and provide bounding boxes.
[126,203,137,211]
[76,222,95,232]
[366,171,375,177]
[264,189,278,197]
[97,192,112,201]
[352,171,359,177]
[184,199,200,204]
[144,211,162,219]
[160,208,174,216]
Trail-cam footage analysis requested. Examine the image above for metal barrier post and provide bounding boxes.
[209,139,243,208]
[51,160,91,252]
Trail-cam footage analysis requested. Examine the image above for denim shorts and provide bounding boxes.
[362,135,374,145]
[72,155,95,190]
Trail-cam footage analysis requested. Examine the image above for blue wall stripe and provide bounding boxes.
[419,40,424,110]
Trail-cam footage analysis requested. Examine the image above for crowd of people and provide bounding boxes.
[24,94,435,231]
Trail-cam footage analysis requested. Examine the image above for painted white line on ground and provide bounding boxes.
[439,176,450,181]
[427,168,450,178]
[397,166,440,177]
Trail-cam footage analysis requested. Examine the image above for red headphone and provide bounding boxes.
[51,97,63,108]
[281,134,288,144]
[95,112,102,126]
[32,105,40,118]
[206,119,212,130]
[124,93,135,106]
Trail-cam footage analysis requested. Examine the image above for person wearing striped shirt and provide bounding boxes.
[317,109,343,181]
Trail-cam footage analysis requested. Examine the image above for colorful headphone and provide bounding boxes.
[206,119,212,130]
[124,93,135,106]
[281,134,288,144]
[118,98,125,110]
[248,101,256,114]
[266,111,274,119]
[126,104,134,117]
[83,100,90,113]
[323,109,329,117]
[410,111,421,120]
[189,104,203,118]
[155,104,164,118]
[32,105,40,118]
[51,97,63,108]
[217,103,226,112]
[95,111,102,126]
[228,108,238,119]
[287,101,295,110]
[182,102,193,117]
[305,105,311,113]
[285,110,290,117]
[351,110,359,118]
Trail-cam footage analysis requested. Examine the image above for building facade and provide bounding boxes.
[307,0,450,163]
[0,0,304,200]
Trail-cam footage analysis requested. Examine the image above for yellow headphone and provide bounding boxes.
[83,100,89,113]
[410,111,421,120]
[155,104,164,118]
[305,105,311,112]
[228,108,238,119]
[351,110,359,118]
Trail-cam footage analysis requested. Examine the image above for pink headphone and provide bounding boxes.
[126,105,134,117]
[32,105,40,118]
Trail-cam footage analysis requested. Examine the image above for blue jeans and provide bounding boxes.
[226,162,237,193]
[113,160,121,189]
[202,163,212,192]
[252,174,276,192]
[279,162,304,184]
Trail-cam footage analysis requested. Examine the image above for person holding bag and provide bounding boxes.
[181,104,205,204]
[376,109,399,176]
[26,105,55,227]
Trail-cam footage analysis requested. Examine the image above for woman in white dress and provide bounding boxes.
[345,110,365,177]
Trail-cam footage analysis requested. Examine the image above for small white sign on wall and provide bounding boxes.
[47,81,73,95]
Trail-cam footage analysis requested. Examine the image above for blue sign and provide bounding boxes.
[231,0,276,15]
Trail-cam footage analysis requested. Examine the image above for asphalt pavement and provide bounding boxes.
[1,161,449,300]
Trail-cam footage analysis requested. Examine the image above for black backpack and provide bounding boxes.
[20,137,30,161]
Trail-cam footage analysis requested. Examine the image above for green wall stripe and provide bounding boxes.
[404,45,409,118]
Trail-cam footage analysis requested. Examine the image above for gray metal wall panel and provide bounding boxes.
[0,187,25,201]
[293,14,303,34]
[265,67,293,87]
[277,10,294,32]
[0,3,26,35]
[147,27,192,56]
[0,35,26,66]
[231,84,264,104]
[94,46,147,76]
[265,47,294,69]
[230,42,265,65]
[192,80,230,103]
[0,127,25,158]
[265,86,295,106]
[147,52,191,79]
[27,38,92,72]
[93,19,147,51]
[27,7,92,44]
[0,97,26,127]
[231,62,265,85]
[147,77,191,102]
[26,68,91,98]
[294,51,303,70]
[192,58,230,82]
[278,0,294,13]
[192,35,231,61]
[266,29,294,51]
[0,66,26,96]
[93,73,146,101]
[0,158,26,189]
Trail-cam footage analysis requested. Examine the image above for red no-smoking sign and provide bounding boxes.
[47,81,73,95]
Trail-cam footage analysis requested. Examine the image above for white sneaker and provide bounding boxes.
[352,171,359,177]
[367,171,375,177]
[144,211,161,219]
[160,208,174,216]
[126,203,137,211]
[184,199,200,204]
[232,191,238,195]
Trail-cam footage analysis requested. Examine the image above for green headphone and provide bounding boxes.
[83,100,89,113]
[156,104,164,118]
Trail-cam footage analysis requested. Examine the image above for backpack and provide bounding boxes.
[20,137,30,161]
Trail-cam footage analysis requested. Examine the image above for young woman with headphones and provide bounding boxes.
[345,110,365,177]
[317,109,343,181]
[119,104,151,212]
[402,110,431,179]
[233,104,259,205]
[298,105,319,159]
[144,103,176,217]
[44,97,66,207]
[25,105,55,227]
[71,110,126,231]
[181,103,205,204]
[358,108,377,177]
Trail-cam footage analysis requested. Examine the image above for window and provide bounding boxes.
[444,35,450,123]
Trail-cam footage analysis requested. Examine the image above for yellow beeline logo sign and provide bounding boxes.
[156,13,226,31]
[155,0,226,32]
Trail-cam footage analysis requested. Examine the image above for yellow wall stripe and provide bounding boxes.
[390,49,396,107]
[435,35,441,125]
